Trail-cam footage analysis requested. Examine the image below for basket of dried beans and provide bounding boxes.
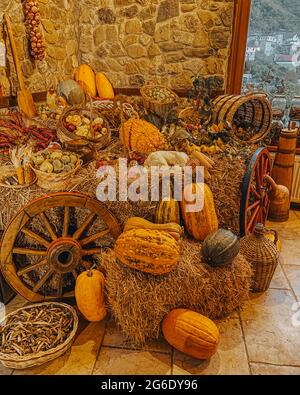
[58,106,111,149]
[0,302,78,369]
[140,84,179,118]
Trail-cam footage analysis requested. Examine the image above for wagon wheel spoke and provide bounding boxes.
[73,213,96,240]
[32,269,54,293]
[250,184,261,200]
[255,161,262,189]
[247,204,260,233]
[247,200,260,212]
[81,248,104,256]
[80,228,110,246]
[263,155,269,176]
[17,258,48,276]
[21,228,50,248]
[62,206,70,237]
[12,247,47,256]
[57,274,64,298]
[81,260,93,270]
[39,212,57,240]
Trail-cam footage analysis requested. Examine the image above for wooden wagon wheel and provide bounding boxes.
[240,147,272,236]
[0,192,121,302]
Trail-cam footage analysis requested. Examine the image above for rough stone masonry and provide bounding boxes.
[3,0,234,93]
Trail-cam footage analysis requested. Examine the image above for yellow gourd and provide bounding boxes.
[75,64,97,97]
[124,217,183,241]
[180,183,218,241]
[75,269,106,322]
[115,228,180,275]
[96,72,115,100]
[162,309,220,360]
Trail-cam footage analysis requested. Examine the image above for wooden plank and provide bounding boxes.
[226,0,252,94]
[13,318,107,375]
[0,91,46,109]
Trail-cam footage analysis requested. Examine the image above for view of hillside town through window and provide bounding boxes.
[243,0,300,113]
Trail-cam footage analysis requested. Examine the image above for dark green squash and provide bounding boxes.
[202,229,240,267]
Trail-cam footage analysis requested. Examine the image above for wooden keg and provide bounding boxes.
[272,129,297,194]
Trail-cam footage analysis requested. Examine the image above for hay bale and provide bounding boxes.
[102,238,252,345]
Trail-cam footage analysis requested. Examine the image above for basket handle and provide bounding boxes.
[264,228,279,246]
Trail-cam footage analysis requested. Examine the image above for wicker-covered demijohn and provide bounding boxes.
[0,302,78,369]
[239,223,280,292]
[212,93,272,143]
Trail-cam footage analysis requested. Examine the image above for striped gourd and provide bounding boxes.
[162,309,220,360]
[114,229,180,275]
[119,118,166,153]
[155,198,181,225]
[181,183,218,241]
[124,217,182,241]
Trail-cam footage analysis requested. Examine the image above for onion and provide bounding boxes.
[31,6,38,13]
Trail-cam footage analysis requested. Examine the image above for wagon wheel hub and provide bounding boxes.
[48,238,82,274]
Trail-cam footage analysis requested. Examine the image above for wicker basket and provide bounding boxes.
[140,84,179,118]
[239,223,280,292]
[0,165,37,189]
[31,158,82,191]
[212,93,272,143]
[58,105,111,149]
[0,302,78,369]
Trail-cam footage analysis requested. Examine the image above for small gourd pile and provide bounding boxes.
[65,114,107,140]
[32,150,80,174]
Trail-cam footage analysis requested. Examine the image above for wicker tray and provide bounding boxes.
[0,165,37,189]
[0,302,78,369]
[140,84,179,118]
[58,105,111,149]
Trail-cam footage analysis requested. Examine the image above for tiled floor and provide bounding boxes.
[1,210,300,375]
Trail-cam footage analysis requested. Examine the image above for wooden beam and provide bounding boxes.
[226,0,252,94]
[0,88,225,109]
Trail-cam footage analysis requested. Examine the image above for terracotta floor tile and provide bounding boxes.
[0,364,12,375]
[102,318,171,354]
[280,239,300,266]
[93,347,171,375]
[269,263,290,290]
[13,321,106,375]
[284,264,300,299]
[250,362,300,375]
[172,318,250,375]
[240,289,300,366]
[267,211,300,240]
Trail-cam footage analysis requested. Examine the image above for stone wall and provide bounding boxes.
[2,0,79,94]
[78,0,234,89]
[2,0,234,93]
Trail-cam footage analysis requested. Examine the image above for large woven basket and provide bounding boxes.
[0,302,78,369]
[212,93,272,143]
[140,84,179,118]
[58,105,111,149]
[31,158,82,191]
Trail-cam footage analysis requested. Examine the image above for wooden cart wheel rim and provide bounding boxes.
[0,192,121,302]
[240,147,272,236]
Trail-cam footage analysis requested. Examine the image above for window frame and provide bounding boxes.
[226,0,252,94]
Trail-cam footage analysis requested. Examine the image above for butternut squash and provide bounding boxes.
[96,72,115,100]
[74,64,97,97]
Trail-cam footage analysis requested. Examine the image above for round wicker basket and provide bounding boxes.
[212,93,272,143]
[0,302,78,369]
[140,84,179,118]
[58,105,111,149]
[0,165,37,189]
[31,158,82,191]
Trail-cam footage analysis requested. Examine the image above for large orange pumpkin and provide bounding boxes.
[162,309,220,360]
[180,183,218,241]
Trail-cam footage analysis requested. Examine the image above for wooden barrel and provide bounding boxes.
[272,129,297,195]
[212,93,272,143]
[265,176,290,222]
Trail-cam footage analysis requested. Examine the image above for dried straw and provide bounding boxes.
[101,238,252,345]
